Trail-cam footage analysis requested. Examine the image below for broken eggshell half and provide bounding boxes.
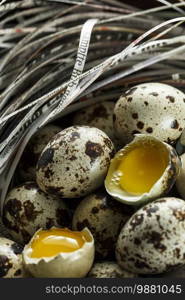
[22,227,94,278]
[105,134,181,205]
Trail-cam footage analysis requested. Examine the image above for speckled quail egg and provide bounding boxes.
[114,82,185,145]
[72,101,120,148]
[23,227,94,278]
[36,126,115,198]
[0,237,25,278]
[116,197,185,274]
[105,134,181,205]
[3,182,70,244]
[72,189,133,259]
[18,124,62,181]
[176,153,185,199]
[88,261,137,278]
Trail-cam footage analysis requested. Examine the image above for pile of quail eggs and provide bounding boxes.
[1,82,185,278]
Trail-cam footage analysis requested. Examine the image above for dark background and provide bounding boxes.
[124,0,176,9]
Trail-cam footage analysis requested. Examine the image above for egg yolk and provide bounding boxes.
[117,145,169,195]
[30,228,87,258]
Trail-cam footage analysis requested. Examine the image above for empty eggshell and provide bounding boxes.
[36,126,115,198]
[114,82,185,145]
[116,197,185,274]
[0,237,25,278]
[3,182,70,244]
[88,261,137,278]
[18,124,62,181]
[72,190,134,258]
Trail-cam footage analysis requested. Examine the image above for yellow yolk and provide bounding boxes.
[30,228,86,258]
[117,145,168,195]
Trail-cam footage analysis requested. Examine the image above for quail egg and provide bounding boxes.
[176,153,185,199]
[18,124,62,181]
[23,227,94,278]
[36,126,114,198]
[116,197,185,274]
[72,189,133,258]
[0,237,25,278]
[3,182,70,244]
[105,134,181,205]
[73,101,120,148]
[114,82,185,145]
[88,261,137,278]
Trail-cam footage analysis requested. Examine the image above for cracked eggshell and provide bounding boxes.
[72,101,120,148]
[88,261,137,278]
[176,153,185,199]
[3,182,70,244]
[114,82,185,145]
[18,124,62,181]
[36,126,115,198]
[72,190,134,259]
[0,237,25,278]
[116,197,185,274]
[23,227,94,278]
[105,134,181,206]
